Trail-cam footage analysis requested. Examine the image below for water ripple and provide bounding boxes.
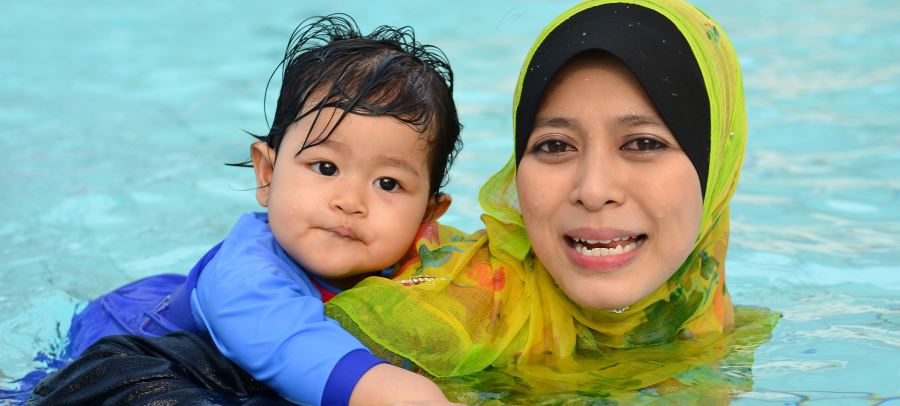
[796,325,900,349]
[781,294,899,323]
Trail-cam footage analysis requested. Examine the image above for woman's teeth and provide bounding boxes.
[573,236,632,244]
[572,236,643,257]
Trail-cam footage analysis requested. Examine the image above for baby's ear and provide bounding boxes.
[250,142,276,207]
[423,193,452,223]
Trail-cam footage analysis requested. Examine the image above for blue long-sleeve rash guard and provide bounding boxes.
[190,212,386,405]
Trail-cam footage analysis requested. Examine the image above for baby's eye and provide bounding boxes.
[311,161,338,176]
[377,177,400,191]
[622,138,667,151]
[533,139,574,154]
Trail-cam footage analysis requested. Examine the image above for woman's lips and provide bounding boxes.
[564,234,647,271]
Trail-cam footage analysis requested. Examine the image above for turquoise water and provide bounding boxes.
[2,0,898,404]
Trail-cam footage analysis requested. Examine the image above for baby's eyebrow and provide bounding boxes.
[310,137,350,152]
[377,155,421,178]
[295,136,347,157]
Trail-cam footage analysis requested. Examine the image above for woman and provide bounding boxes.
[326,0,777,399]
[29,0,777,404]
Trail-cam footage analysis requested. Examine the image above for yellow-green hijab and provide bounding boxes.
[327,0,778,395]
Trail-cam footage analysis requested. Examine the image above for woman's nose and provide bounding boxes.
[569,154,626,211]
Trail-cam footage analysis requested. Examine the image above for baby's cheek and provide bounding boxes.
[390,207,425,248]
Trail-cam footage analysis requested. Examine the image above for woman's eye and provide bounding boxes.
[533,139,573,154]
[377,177,400,191]
[312,161,338,176]
[622,138,666,151]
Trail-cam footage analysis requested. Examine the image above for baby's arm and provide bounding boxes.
[352,364,461,406]
[193,253,454,405]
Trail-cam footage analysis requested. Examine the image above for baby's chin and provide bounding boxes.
[308,267,384,289]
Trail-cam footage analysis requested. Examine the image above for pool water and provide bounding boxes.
[2,0,898,404]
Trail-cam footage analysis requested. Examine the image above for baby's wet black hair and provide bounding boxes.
[241,14,461,196]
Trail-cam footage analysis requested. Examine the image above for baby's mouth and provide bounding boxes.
[325,226,359,241]
[566,235,646,257]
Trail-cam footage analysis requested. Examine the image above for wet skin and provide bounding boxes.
[516,54,703,310]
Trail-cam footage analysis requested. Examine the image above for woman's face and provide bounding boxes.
[516,54,703,310]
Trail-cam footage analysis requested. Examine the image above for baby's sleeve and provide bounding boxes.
[191,258,386,405]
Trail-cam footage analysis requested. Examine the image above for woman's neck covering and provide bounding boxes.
[327,0,778,392]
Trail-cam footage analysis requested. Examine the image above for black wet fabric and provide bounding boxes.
[515,3,710,197]
[27,332,291,406]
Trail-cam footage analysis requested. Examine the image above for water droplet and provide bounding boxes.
[729,131,735,138]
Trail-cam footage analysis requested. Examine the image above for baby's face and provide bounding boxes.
[258,108,433,288]
[516,54,703,310]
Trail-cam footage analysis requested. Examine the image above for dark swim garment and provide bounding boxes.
[514,3,710,196]
[27,332,292,406]
[9,212,374,404]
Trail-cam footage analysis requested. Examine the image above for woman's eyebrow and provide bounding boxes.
[617,113,667,128]
[533,116,579,130]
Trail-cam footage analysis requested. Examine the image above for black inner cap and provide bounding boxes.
[515,3,710,197]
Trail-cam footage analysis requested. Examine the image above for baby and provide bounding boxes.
[64,14,462,406]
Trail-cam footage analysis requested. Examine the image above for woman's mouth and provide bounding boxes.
[567,235,646,257]
[562,233,647,271]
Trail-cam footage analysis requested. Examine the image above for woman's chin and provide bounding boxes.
[559,282,640,311]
